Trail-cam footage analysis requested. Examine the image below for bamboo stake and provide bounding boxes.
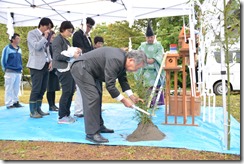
[132,105,151,116]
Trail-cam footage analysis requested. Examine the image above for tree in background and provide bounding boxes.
[223,0,240,150]
[91,21,145,49]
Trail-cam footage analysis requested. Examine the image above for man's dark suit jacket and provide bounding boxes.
[71,47,130,98]
[72,29,93,53]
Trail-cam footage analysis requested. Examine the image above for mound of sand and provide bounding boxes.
[126,122,166,142]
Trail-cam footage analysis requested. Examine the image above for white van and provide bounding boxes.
[206,48,240,95]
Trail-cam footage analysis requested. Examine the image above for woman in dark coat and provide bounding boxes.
[46,31,60,111]
[52,21,81,124]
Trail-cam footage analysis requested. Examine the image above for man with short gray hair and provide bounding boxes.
[70,47,146,144]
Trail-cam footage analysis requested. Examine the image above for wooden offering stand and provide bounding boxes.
[163,53,182,125]
[163,27,198,126]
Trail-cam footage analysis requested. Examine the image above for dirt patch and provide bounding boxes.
[126,122,165,142]
[0,140,240,160]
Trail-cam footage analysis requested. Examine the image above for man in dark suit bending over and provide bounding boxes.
[70,47,147,143]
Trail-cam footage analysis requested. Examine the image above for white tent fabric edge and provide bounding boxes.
[0,0,191,27]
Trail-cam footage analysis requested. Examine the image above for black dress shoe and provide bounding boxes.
[74,113,84,118]
[86,133,109,143]
[49,105,59,111]
[13,101,23,108]
[7,105,15,109]
[100,126,114,133]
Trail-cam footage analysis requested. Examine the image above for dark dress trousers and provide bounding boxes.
[52,34,76,118]
[70,47,131,135]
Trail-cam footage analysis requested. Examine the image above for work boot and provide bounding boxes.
[37,100,49,116]
[29,102,42,118]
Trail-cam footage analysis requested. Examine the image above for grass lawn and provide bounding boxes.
[0,86,240,160]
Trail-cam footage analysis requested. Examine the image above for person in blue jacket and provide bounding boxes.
[1,33,23,109]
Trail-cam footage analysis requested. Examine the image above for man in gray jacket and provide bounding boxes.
[70,47,147,143]
[26,17,53,118]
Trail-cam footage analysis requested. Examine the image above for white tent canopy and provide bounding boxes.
[0,0,191,27]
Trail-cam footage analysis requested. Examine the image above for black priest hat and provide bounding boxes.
[146,19,154,37]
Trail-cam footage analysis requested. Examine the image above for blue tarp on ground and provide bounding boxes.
[0,103,240,155]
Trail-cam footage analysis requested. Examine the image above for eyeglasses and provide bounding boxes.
[87,24,93,29]
[67,29,74,33]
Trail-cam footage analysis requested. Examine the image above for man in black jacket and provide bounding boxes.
[72,17,95,118]
[72,17,95,53]
[70,47,147,143]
